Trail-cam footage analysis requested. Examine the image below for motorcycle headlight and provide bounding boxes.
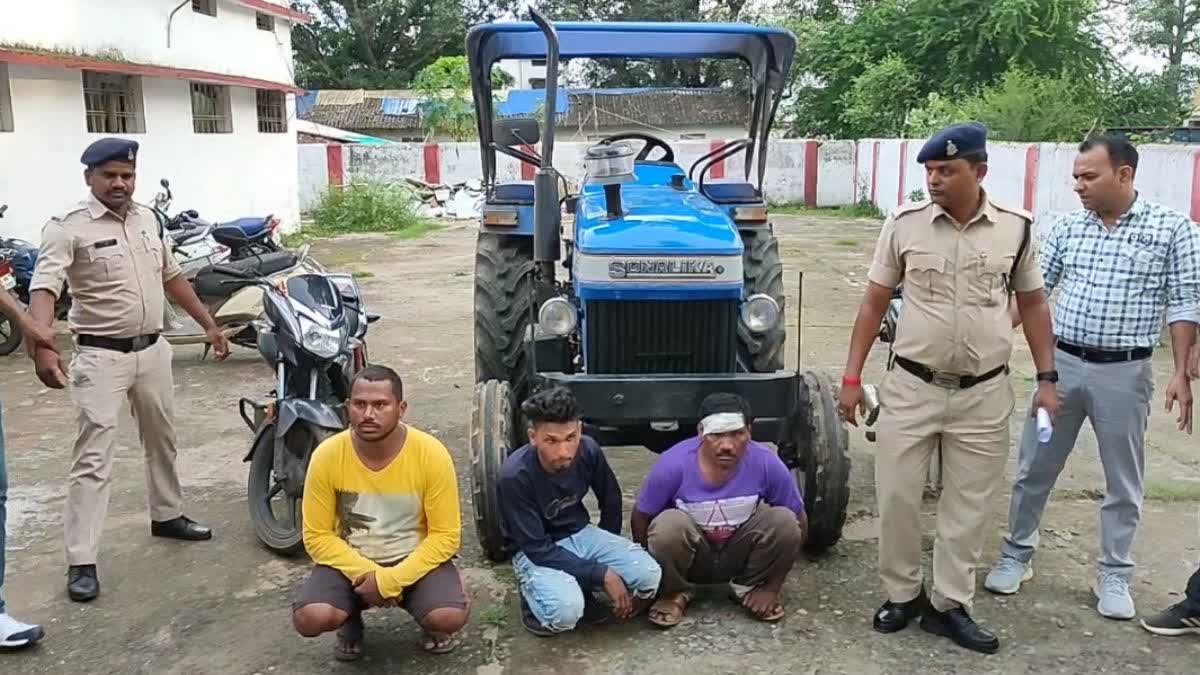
[740,294,780,334]
[538,297,577,336]
[300,317,341,359]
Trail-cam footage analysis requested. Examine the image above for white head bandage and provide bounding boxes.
[700,412,746,436]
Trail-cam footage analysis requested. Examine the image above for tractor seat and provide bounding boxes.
[703,182,761,204]
[491,183,534,205]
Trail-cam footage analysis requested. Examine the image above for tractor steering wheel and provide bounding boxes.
[597,132,675,163]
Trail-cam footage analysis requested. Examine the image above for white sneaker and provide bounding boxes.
[0,612,45,649]
[983,556,1033,595]
[1094,572,1136,620]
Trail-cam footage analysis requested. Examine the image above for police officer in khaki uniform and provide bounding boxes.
[837,123,1060,654]
[27,138,231,603]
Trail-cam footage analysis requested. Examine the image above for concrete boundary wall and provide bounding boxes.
[298,139,1200,231]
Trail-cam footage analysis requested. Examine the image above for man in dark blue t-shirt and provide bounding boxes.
[497,387,661,636]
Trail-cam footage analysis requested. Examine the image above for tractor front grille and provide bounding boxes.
[584,299,737,374]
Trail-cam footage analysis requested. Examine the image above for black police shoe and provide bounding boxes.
[151,515,213,541]
[872,588,929,633]
[920,606,1000,654]
[67,565,99,603]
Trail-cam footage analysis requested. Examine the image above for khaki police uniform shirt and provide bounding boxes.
[867,190,1043,375]
[29,192,182,337]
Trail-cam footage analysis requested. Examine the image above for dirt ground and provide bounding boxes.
[3,214,1200,674]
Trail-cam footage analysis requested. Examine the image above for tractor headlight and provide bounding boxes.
[584,142,635,183]
[740,294,780,334]
[300,316,341,359]
[538,297,577,336]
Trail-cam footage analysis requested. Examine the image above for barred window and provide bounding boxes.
[0,63,13,132]
[256,90,287,133]
[82,71,145,134]
[193,0,216,17]
[256,12,275,31]
[190,83,232,134]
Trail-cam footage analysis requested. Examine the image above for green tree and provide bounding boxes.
[783,0,1107,138]
[1127,0,1200,67]
[292,0,517,89]
[838,56,922,137]
[412,56,512,141]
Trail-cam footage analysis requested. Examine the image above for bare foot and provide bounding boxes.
[742,586,785,622]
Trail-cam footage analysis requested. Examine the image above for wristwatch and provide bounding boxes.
[1036,370,1059,383]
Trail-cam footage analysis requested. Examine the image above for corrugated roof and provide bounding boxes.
[299,88,749,133]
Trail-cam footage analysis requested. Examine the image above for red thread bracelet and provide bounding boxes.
[841,375,861,386]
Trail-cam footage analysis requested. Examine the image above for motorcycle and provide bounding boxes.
[162,244,324,354]
[152,178,282,261]
[0,203,70,356]
[234,268,378,555]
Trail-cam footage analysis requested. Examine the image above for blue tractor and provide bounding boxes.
[467,10,851,561]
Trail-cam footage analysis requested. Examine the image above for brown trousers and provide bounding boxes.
[65,339,184,565]
[647,505,803,595]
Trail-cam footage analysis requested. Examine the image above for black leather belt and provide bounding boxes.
[1056,339,1151,364]
[893,356,1008,389]
[78,333,160,353]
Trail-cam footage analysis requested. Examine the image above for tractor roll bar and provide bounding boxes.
[529,7,561,268]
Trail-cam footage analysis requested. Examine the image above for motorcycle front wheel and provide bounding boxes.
[247,421,331,557]
[0,316,23,356]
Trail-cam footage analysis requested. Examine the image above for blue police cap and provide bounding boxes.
[916,122,987,163]
[81,138,138,168]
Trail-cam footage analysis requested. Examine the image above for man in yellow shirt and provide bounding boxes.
[291,365,469,661]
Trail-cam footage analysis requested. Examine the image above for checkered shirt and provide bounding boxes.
[1041,196,1200,350]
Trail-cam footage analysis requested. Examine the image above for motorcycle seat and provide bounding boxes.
[192,252,298,298]
[214,216,271,238]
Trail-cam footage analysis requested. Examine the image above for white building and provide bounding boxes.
[498,58,548,90]
[0,0,306,242]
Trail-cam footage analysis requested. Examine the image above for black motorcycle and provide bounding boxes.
[230,267,378,555]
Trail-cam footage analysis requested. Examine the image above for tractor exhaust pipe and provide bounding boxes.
[529,8,561,267]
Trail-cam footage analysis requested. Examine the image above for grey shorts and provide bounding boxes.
[293,560,467,621]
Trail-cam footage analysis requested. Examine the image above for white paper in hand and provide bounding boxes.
[1036,407,1053,444]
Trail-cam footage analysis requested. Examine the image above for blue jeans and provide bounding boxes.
[0,402,8,614]
[513,525,661,632]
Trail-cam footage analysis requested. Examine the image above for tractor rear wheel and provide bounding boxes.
[474,234,535,399]
[791,369,851,553]
[737,228,786,372]
[470,379,521,562]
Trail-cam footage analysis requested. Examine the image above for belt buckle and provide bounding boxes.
[131,335,150,351]
[931,371,960,389]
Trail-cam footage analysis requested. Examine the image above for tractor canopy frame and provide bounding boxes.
[465,20,796,195]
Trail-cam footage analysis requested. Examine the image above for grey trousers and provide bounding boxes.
[1000,348,1154,579]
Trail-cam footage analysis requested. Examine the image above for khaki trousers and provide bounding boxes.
[875,365,1014,612]
[65,338,183,565]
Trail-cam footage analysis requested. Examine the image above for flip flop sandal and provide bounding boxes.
[420,631,461,654]
[648,592,691,629]
[521,597,556,638]
[334,613,364,662]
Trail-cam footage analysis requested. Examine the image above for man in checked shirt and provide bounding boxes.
[984,135,1200,621]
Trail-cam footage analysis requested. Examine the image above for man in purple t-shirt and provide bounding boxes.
[631,393,807,628]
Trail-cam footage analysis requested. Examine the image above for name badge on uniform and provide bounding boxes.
[93,238,118,249]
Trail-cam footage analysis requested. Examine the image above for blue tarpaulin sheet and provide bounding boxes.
[495,89,570,117]
[381,97,420,115]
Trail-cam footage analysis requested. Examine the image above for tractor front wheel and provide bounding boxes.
[790,369,851,553]
[737,228,786,372]
[470,379,521,562]
[474,234,535,397]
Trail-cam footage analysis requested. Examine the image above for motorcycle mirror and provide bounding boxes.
[0,204,7,218]
[160,178,170,189]
[366,314,381,324]
[186,209,199,218]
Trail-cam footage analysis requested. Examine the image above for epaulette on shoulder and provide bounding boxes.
[49,203,89,225]
[892,200,932,218]
[991,200,1033,223]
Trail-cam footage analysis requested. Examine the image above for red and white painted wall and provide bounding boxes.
[300,138,1200,232]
